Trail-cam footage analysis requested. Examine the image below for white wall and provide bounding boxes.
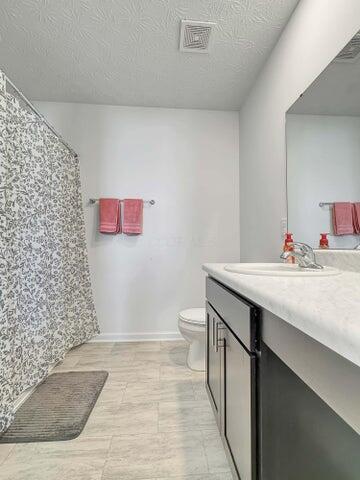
[35,102,240,340]
[287,114,360,248]
[238,0,360,261]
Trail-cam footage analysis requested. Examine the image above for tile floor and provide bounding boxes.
[0,341,232,480]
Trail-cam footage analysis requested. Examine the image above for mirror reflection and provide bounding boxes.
[286,31,360,250]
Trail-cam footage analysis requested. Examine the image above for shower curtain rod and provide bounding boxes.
[5,74,78,158]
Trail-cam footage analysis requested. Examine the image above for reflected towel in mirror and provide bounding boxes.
[332,202,354,235]
[352,203,360,234]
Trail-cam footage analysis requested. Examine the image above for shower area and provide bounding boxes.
[0,70,98,433]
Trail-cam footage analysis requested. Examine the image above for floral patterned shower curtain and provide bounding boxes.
[0,71,99,433]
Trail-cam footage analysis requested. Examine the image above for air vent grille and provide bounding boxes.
[334,32,360,63]
[180,20,216,53]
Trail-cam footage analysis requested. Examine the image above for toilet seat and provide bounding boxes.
[178,308,205,325]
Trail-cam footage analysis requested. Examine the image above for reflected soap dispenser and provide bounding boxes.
[319,233,329,249]
[283,233,295,263]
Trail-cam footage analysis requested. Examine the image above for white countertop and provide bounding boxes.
[203,263,360,368]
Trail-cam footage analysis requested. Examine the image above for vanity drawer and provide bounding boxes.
[206,276,259,352]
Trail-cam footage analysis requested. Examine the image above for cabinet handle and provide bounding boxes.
[215,322,226,352]
[212,317,220,347]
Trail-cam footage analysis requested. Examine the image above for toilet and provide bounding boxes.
[178,308,206,371]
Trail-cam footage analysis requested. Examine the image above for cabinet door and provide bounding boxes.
[222,327,256,480]
[206,302,222,428]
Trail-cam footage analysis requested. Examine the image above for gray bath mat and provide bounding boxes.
[0,371,108,443]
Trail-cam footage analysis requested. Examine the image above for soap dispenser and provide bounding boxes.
[319,233,329,249]
[283,233,295,263]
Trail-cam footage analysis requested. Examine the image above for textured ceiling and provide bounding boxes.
[0,0,298,110]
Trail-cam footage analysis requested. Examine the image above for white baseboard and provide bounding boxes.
[89,332,182,343]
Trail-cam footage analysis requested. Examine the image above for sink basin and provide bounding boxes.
[224,263,341,277]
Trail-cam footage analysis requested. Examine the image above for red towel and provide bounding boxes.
[99,198,121,234]
[332,202,354,235]
[353,203,360,234]
[122,199,143,235]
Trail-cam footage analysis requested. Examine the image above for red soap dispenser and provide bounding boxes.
[283,233,295,263]
[319,233,329,249]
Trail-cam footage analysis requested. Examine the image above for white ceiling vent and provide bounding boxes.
[334,31,360,63]
[179,20,216,53]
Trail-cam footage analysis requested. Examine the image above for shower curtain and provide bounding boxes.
[0,71,99,433]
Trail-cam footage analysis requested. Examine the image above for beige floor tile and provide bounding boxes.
[192,379,208,401]
[109,342,140,355]
[160,365,194,382]
[97,382,127,404]
[68,342,115,357]
[105,372,131,388]
[154,474,233,480]
[122,379,195,404]
[109,475,233,480]
[103,431,208,479]
[75,353,137,370]
[160,342,188,367]
[101,365,160,382]
[132,350,163,363]
[52,354,82,372]
[160,340,187,350]
[83,402,159,437]
[202,430,231,474]
[112,341,161,354]
[1,341,229,480]
[1,436,110,480]
[158,400,217,432]
[0,444,14,465]
[134,349,187,367]
[191,370,206,381]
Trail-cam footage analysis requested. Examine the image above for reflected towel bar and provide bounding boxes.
[89,198,155,205]
[319,202,359,207]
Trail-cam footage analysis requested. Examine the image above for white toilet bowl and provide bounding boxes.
[178,308,206,371]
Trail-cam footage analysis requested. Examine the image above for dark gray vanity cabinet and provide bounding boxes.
[206,275,360,480]
[206,277,259,480]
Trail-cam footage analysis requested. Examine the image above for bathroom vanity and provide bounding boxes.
[204,263,360,480]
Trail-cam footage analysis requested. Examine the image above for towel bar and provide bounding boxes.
[89,198,155,205]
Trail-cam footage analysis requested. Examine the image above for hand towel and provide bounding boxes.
[122,199,143,235]
[353,202,360,234]
[99,198,121,234]
[332,202,354,235]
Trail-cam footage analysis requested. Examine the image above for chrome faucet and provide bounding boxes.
[355,243,360,250]
[280,242,323,269]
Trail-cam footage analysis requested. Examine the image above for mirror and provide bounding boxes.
[286,31,360,249]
